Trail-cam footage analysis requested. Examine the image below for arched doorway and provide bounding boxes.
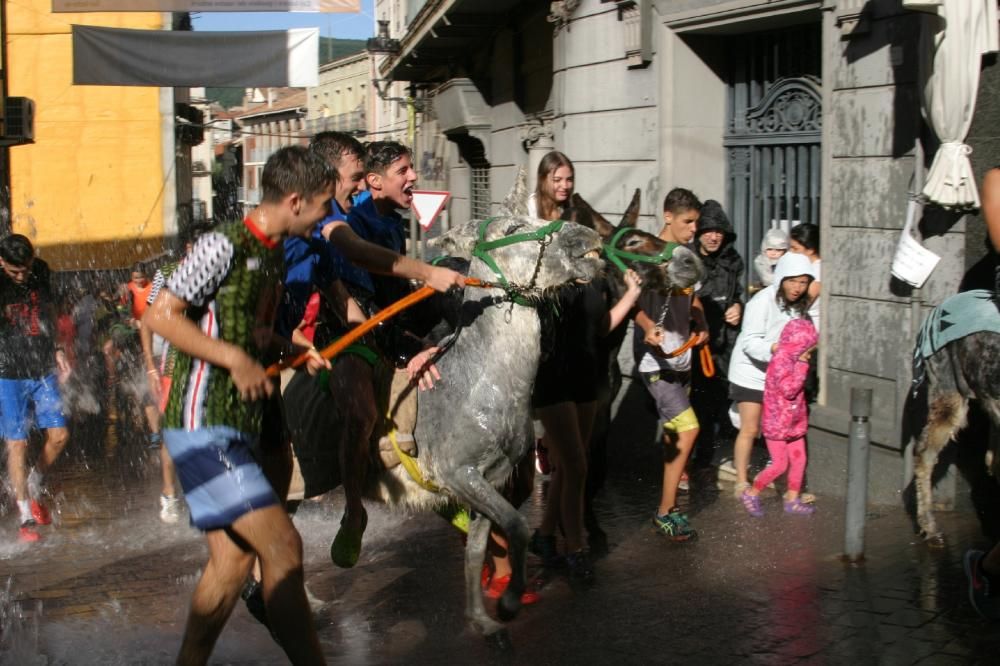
[724,26,822,285]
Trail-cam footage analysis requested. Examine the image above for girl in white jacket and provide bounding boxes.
[727,253,816,496]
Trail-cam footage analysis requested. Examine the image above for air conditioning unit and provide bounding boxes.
[4,97,35,142]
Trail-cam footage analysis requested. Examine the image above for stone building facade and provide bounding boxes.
[377,0,1000,504]
[307,51,372,135]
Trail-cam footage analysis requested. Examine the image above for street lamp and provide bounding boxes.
[366,20,400,56]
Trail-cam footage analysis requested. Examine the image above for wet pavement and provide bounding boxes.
[1,432,999,665]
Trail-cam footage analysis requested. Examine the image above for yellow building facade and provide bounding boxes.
[5,1,169,270]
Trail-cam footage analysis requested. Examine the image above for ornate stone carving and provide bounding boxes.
[548,0,581,33]
[519,119,555,152]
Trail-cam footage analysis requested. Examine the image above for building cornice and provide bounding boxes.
[319,50,369,74]
[655,0,821,33]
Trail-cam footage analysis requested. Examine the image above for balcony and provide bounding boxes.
[306,109,366,136]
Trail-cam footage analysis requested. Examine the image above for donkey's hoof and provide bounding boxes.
[923,532,947,549]
[485,628,513,652]
[496,591,522,622]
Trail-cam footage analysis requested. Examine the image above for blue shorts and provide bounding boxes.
[0,375,67,440]
[163,426,279,531]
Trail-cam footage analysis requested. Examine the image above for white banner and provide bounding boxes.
[54,0,358,13]
[73,26,319,87]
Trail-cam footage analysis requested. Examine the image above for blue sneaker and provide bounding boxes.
[652,508,698,542]
[964,549,1000,621]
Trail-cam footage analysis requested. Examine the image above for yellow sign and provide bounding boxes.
[53,0,358,12]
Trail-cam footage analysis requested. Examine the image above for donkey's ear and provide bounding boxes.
[568,193,617,240]
[428,219,480,259]
[498,167,530,217]
[620,188,641,228]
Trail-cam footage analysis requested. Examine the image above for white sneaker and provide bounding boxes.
[159,495,183,524]
[717,460,738,481]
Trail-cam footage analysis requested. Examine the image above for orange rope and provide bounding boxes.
[662,333,715,378]
[266,278,493,377]
[699,344,715,378]
[664,333,698,359]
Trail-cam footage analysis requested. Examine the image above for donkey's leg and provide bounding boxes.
[448,469,531,629]
[462,513,504,638]
[915,392,968,544]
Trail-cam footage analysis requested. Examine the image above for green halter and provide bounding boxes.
[470,217,566,307]
[603,226,678,273]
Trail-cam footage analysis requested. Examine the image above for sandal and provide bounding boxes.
[741,489,764,518]
[783,498,816,515]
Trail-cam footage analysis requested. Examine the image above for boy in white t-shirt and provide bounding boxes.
[634,188,708,542]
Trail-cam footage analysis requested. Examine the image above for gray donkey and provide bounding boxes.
[286,173,704,642]
[910,290,1000,545]
[284,172,603,641]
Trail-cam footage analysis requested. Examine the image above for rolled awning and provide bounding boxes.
[72,25,319,88]
[904,0,999,209]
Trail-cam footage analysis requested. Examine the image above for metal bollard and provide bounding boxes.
[843,387,873,564]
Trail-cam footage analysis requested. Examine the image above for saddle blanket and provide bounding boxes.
[912,289,1000,390]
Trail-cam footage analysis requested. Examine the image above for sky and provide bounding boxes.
[190,0,376,40]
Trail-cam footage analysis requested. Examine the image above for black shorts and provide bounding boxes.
[532,357,600,408]
[729,383,764,404]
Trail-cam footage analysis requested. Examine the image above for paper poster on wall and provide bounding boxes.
[54,0,358,12]
[411,191,450,231]
[891,197,941,288]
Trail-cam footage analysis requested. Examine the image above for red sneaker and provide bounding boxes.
[31,500,52,526]
[484,574,540,605]
[19,520,41,543]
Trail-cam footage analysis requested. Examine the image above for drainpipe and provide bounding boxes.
[407,86,419,258]
[902,140,926,491]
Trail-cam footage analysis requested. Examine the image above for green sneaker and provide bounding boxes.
[330,507,368,568]
[652,508,698,543]
[434,502,470,534]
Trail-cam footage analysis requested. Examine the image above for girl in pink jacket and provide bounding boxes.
[741,319,818,517]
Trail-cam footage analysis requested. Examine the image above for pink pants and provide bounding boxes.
[752,437,807,493]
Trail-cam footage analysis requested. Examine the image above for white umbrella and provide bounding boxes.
[904,0,999,209]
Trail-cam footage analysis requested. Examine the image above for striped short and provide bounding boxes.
[163,426,279,531]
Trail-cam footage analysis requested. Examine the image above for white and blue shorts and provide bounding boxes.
[163,426,279,531]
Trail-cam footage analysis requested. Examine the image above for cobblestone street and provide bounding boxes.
[1,430,998,665]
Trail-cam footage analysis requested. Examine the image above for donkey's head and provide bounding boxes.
[432,169,604,293]
[567,189,703,294]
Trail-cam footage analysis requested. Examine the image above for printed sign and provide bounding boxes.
[411,191,450,231]
[54,0,358,13]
